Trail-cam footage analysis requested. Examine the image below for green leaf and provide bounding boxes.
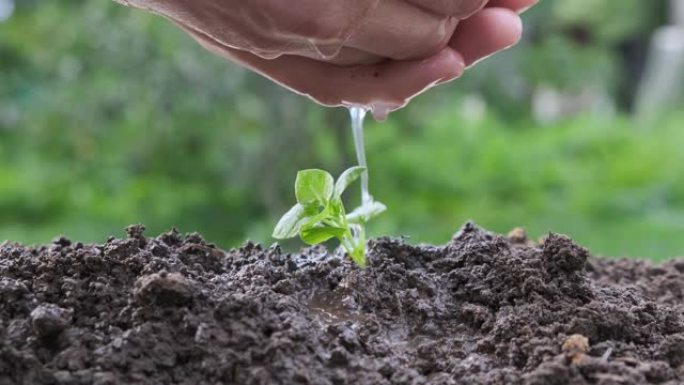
[334,166,366,198]
[274,166,384,269]
[295,169,334,205]
[328,198,345,218]
[300,226,346,245]
[302,204,333,228]
[272,204,317,239]
[349,243,367,268]
[346,201,387,224]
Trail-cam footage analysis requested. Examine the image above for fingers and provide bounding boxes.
[449,7,523,67]
[486,0,539,13]
[345,0,459,60]
[401,0,536,19]
[341,0,535,63]
[233,48,465,109]
[185,23,465,108]
[404,0,487,18]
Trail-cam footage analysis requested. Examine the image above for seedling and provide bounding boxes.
[272,167,386,267]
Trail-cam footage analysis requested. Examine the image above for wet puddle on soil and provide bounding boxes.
[308,289,364,325]
[307,288,431,351]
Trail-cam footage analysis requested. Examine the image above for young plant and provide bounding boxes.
[272,167,386,267]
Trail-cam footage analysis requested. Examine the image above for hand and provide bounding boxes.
[120,0,538,118]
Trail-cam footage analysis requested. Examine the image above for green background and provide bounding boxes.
[1,1,683,260]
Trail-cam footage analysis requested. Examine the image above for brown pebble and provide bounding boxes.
[507,228,528,244]
[562,334,590,365]
[133,272,193,306]
[30,304,72,338]
[126,224,146,239]
[562,334,590,353]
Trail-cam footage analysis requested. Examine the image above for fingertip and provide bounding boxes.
[478,8,523,48]
[504,9,524,47]
[450,7,524,67]
[431,48,467,85]
[388,47,466,98]
[415,47,466,85]
[332,47,466,108]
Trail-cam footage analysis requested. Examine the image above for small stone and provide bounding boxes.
[562,334,589,353]
[53,370,74,383]
[507,228,528,244]
[273,279,296,295]
[30,304,72,339]
[185,232,205,245]
[52,236,72,247]
[0,278,29,301]
[160,228,183,246]
[126,224,146,239]
[453,222,478,240]
[93,372,118,385]
[616,356,640,367]
[543,234,588,273]
[292,370,309,384]
[328,349,349,367]
[112,337,123,349]
[339,329,359,350]
[672,260,684,273]
[134,272,193,306]
[286,259,299,273]
[562,334,590,365]
[6,319,31,342]
[150,243,168,257]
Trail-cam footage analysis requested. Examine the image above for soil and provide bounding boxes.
[1,223,683,385]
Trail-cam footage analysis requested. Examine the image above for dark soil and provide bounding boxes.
[1,223,683,385]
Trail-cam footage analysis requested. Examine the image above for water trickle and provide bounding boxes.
[349,106,372,205]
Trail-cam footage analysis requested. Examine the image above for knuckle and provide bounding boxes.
[267,1,348,42]
[248,0,349,55]
[410,0,487,17]
[396,18,457,60]
[294,15,346,42]
[454,0,488,18]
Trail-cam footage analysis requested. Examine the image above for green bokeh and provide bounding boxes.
[1,1,681,261]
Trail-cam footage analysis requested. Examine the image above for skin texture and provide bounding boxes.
[118,0,538,116]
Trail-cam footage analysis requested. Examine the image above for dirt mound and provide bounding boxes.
[1,223,683,385]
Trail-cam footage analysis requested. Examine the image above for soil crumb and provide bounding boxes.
[1,223,683,385]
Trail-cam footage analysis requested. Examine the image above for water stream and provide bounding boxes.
[349,106,372,205]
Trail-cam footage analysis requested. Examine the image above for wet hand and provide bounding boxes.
[119,0,538,117]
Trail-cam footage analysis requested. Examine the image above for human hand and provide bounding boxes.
[119,0,538,118]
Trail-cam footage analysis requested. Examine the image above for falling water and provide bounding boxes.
[349,106,372,205]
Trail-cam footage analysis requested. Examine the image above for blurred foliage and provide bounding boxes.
[553,0,661,44]
[362,105,684,261]
[1,0,682,261]
[461,0,667,113]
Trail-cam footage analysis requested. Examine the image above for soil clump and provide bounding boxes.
[1,223,683,385]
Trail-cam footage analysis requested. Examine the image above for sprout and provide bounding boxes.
[273,167,386,267]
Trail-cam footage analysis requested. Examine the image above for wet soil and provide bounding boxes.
[1,223,683,385]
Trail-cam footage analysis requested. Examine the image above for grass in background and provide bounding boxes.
[4,107,684,262]
[364,109,684,261]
